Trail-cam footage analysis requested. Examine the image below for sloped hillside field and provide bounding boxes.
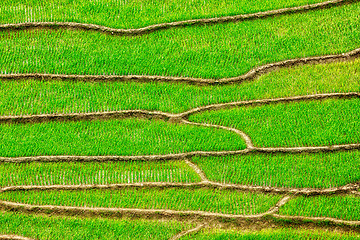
[0,0,359,239]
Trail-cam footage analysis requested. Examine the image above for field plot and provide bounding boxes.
[0,161,201,187]
[0,0,331,29]
[280,195,360,221]
[0,188,282,215]
[0,0,360,239]
[0,118,244,157]
[190,99,360,147]
[0,210,192,240]
[1,2,360,78]
[192,151,360,188]
[0,58,359,115]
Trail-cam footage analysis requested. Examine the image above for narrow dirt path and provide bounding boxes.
[0,235,34,240]
[1,143,359,163]
[1,196,359,227]
[0,200,283,220]
[1,48,359,85]
[184,159,210,182]
[1,181,358,196]
[272,214,360,226]
[179,92,360,118]
[169,224,205,240]
[0,0,355,36]
[1,92,358,124]
[181,120,254,149]
[264,196,292,215]
[0,110,174,124]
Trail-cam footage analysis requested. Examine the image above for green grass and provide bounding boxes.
[1,3,360,78]
[1,58,359,115]
[0,118,245,157]
[0,210,191,240]
[182,228,360,240]
[190,99,360,147]
[0,0,329,29]
[192,151,360,188]
[279,195,360,221]
[0,161,201,187]
[0,188,282,215]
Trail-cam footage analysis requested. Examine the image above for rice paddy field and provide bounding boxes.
[0,0,359,239]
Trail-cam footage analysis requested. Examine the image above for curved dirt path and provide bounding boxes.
[1,181,358,196]
[272,214,360,226]
[0,110,174,124]
[184,159,210,182]
[169,224,205,240]
[2,196,360,228]
[0,0,355,36]
[181,119,254,149]
[1,142,360,163]
[179,92,360,118]
[0,235,34,240]
[0,196,289,221]
[1,92,358,123]
[0,48,359,85]
[1,143,359,163]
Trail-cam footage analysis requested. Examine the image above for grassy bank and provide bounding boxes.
[279,195,360,221]
[192,151,360,188]
[0,160,201,187]
[0,118,245,157]
[190,99,360,147]
[1,3,360,78]
[0,211,190,240]
[1,59,359,115]
[0,0,329,28]
[0,188,282,215]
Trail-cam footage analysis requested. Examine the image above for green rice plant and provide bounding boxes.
[1,58,359,115]
[192,151,360,189]
[0,118,245,157]
[279,195,360,221]
[0,160,201,187]
[190,99,360,147]
[0,0,329,28]
[182,228,360,239]
[0,3,360,78]
[0,188,282,215]
[0,210,191,240]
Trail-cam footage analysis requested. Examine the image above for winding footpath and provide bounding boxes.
[170,224,205,240]
[1,181,359,197]
[0,235,34,240]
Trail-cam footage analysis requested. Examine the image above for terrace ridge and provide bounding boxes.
[0,0,357,36]
[1,196,359,230]
[0,196,290,221]
[169,224,205,240]
[1,47,359,85]
[0,235,34,240]
[1,143,359,163]
[0,92,358,161]
[1,181,358,196]
[1,92,358,124]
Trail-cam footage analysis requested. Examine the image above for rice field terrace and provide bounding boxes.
[0,0,359,239]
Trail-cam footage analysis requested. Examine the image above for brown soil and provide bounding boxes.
[1,181,358,197]
[0,235,34,240]
[1,143,359,163]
